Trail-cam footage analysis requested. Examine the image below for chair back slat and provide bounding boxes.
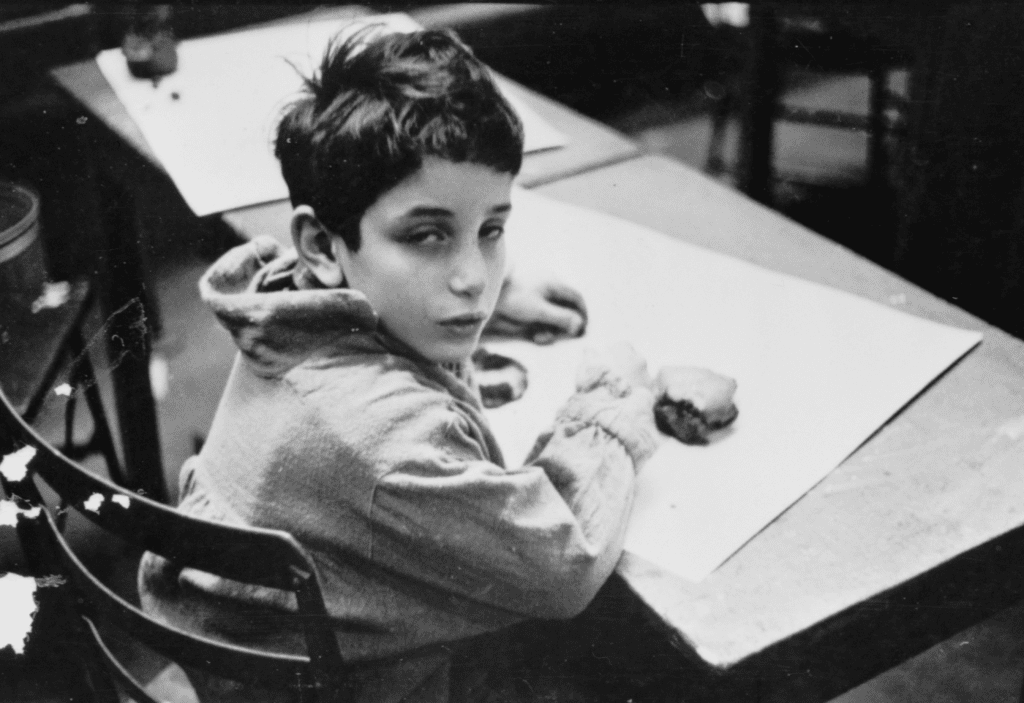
[22,510,312,687]
[0,386,348,700]
[0,389,310,590]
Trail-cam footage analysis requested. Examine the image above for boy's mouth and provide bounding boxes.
[437,312,486,337]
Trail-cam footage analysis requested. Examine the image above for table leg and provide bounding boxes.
[93,169,167,503]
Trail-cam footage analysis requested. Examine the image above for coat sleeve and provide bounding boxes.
[367,369,659,621]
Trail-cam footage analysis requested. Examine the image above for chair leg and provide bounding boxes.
[736,4,780,206]
[867,63,888,194]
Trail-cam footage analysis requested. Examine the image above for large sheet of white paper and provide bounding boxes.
[486,189,982,582]
[95,13,567,217]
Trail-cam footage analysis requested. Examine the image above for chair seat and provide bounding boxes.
[0,278,91,417]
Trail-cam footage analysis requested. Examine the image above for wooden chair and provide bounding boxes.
[0,385,349,703]
[705,6,912,206]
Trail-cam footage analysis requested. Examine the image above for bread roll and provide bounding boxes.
[654,366,738,445]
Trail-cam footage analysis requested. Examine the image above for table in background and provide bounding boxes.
[533,154,1024,702]
[51,56,638,247]
[49,60,637,194]
[46,8,639,503]
[49,0,638,190]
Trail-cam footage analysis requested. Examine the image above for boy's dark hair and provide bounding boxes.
[275,27,524,251]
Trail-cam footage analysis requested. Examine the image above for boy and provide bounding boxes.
[139,27,659,703]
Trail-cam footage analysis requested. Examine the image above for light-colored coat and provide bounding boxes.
[138,237,658,702]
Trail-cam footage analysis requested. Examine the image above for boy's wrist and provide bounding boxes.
[560,382,659,469]
[575,367,632,398]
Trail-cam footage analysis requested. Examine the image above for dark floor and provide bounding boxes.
[7,28,1024,703]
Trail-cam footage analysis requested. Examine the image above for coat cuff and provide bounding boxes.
[558,377,659,470]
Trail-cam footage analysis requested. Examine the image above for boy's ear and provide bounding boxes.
[291,205,346,287]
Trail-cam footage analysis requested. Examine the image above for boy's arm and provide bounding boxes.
[485,264,588,344]
[369,344,658,620]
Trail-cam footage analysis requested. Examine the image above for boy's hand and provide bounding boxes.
[561,343,662,471]
[486,267,588,344]
[576,342,653,394]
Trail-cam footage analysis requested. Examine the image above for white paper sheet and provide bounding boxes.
[95,13,567,217]
[485,189,982,582]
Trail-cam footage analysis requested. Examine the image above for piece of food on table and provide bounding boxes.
[654,366,738,445]
[472,347,529,409]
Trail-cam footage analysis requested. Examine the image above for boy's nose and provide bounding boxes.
[448,245,487,298]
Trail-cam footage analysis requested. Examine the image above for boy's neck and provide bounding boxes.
[292,255,474,380]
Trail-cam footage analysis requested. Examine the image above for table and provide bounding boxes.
[46,9,638,504]
[533,154,1024,702]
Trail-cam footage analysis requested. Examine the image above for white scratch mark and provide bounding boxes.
[0,573,38,654]
[0,502,18,527]
[700,3,749,28]
[30,281,71,314]
[149,354,170,402]
[887,293,907,306]
[0,447,36,482]
[0,501,41,527]
[82,493,105,513]
[995,415,1024,442]
[53,383,73,397]
[35,575,65,588]
[110,495,130,509]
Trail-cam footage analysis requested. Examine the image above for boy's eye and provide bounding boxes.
[480,224,505,241]
[404,227,447,245]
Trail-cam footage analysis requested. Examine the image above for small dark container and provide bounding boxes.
[123,4,178,80]
[0,182,48,309]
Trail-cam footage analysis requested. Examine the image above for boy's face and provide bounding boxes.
[340,156,513,364]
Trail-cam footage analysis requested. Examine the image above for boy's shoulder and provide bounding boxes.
[281,348,499,465]
[287,344,479,426]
